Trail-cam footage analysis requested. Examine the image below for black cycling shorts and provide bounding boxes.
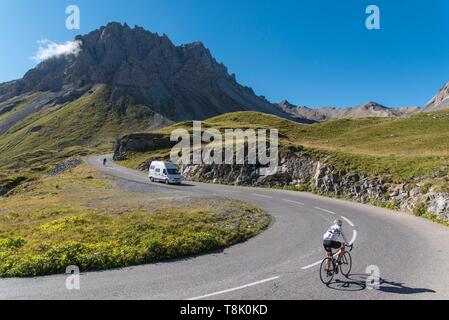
[323,240,342,253]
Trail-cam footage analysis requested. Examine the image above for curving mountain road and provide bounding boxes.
[1,155,449,300]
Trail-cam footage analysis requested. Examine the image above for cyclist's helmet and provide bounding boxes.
[334,219,343,226]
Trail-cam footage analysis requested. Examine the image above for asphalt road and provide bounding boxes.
[1,155,449,300]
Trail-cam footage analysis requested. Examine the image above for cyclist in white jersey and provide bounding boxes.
[323,219,350,272]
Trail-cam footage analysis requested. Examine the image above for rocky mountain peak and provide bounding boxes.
[423,81,449,112]
[275,99,418,122]
[0,22,285,121]
[359,101,387,110]
[278,100,294,108]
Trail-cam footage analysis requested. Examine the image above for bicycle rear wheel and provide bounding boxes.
[340,251,352,277]
[319,257,334,285]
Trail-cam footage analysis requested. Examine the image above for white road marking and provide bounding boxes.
[301,260,326,270]
[282,199,304,205]
[341,216,355,227]
[301,229,358,270]
[252,193,273,199]
[187,276,280,300]
[314,206,336,215]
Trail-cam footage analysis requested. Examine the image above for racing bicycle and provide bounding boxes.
[319,244,353,285]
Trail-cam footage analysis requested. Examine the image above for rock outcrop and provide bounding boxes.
[47,159,82,176]
[178,150,449,220]
[0,183,8,196]
[0,175,30,197]
[113,133,174,161]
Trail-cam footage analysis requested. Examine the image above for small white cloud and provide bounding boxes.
[32,39,82,62]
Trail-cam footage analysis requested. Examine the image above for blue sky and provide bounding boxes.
[1,0,448,107]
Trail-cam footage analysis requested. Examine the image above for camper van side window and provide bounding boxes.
[155,168,160,173]
[150,166,155,170]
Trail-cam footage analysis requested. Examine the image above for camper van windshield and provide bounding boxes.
[167,169,179,175]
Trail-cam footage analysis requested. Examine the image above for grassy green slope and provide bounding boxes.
[0,85,169,189]
[200,111,449,157]
[0,85,159,158]
[126,110,449,184]
[295,113,449,157]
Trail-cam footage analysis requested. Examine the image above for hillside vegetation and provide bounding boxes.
[200,111,449,157]
[0,85,171,190]
[0,85,162,159]
[0,92,43,126]
[0,164,269,277]
[124,110,449,184]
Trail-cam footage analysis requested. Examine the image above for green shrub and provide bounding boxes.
[39,216,87,233]
[0,237,26,250]
[413,203,427,217]
[143,238,167,261]
[421,183,432,194]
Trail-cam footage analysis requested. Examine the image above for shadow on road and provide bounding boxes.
[178,183,196,187]
[327,274,436,295]
[150,181,196,187]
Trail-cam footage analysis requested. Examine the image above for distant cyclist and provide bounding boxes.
[103,158,107,166]
[323,219,351,273]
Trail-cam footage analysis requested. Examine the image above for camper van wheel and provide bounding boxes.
[149,177,154,182]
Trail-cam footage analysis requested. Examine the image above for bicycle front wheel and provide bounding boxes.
[319,257,334,285]
[340,251,352,277]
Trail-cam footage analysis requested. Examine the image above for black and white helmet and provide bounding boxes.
[334,219,343,227]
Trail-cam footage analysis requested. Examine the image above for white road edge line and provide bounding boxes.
[282,199,304,205]
[314,206,336,215]
[341,216,355,227]
[301,229,358,270]
[187,276,280,300]
[252,193,273,199]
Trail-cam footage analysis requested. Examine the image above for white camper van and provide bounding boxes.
[148,161,182,185]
